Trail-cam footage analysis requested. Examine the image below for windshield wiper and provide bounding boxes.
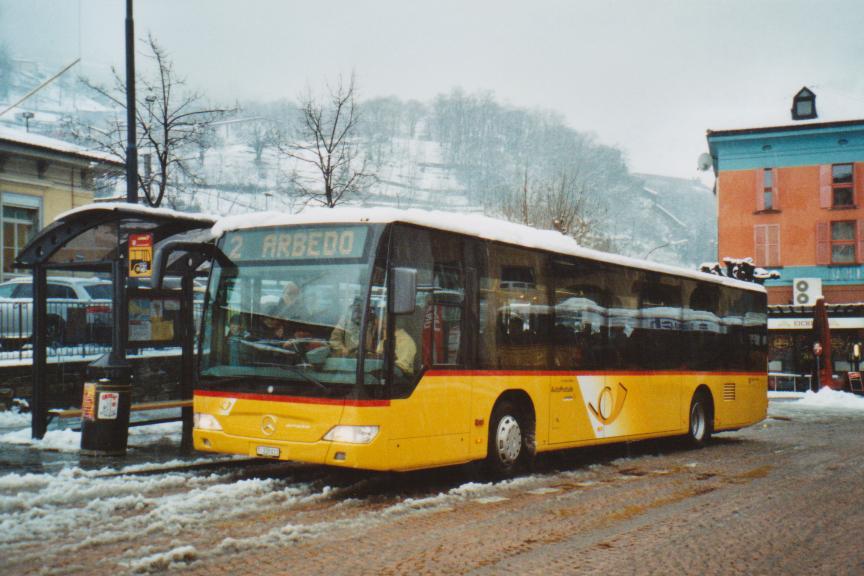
[275,365,331,393]
[200,365,331,393]
[198,374,250,388]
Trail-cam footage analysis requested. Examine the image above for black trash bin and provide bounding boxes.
[80,380,132,456]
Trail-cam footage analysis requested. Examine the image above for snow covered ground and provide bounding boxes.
[0,420,183,453]
[1,388,862,573]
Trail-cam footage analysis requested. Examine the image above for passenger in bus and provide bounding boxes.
[329,299,417,377]
[270,281,311,321]
[330,298,372,356]
[261,314,289,340]
[226,314,248,365]
[389,326,418,377]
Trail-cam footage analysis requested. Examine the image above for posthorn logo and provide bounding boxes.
[588,382,628,424]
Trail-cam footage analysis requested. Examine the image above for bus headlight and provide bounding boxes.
[323,425,379,444]
[193,413,223,431]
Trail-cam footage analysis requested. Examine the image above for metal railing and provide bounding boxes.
[0,300,202,364]
[768,372,813,393]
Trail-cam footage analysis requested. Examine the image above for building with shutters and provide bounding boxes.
[0,127,122,281]
[706,87,864,387]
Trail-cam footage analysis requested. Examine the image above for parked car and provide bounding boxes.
[0,276,113,348]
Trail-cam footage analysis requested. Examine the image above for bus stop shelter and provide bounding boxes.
[14,203,216,440]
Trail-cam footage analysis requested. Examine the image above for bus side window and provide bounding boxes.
[551,258,607,370]
[683,280,722,371]
[637,274,683,370]
[483,244,550,370]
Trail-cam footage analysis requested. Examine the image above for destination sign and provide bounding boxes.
[223,225,369,261]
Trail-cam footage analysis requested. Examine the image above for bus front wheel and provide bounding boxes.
[486,400,532,477]
[687,392,713,447]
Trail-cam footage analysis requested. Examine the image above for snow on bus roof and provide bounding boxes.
[213,207,765,293]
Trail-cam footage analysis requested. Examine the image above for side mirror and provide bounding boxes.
[392,267,417,315]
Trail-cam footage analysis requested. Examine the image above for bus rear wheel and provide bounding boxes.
[687,392,713,447]
[486,400,532,477]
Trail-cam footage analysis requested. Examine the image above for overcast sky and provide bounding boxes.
[2,0,864,179]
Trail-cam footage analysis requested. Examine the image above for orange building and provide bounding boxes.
[707,88,864,388]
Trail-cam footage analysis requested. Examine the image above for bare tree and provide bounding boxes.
[498,167,607,246]
[537,172,600,243]
[80,34,233,207]
[500,169,535,225]
[280,74,372,208]
[239,118,281,165]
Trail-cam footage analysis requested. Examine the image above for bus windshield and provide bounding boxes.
[198,224,386,398]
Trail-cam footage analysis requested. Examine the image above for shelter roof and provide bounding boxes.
[16,203,217,268]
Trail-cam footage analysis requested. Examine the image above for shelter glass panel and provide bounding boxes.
[48,223,119,265]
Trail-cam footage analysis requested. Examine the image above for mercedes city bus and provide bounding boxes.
[192,209,767,474]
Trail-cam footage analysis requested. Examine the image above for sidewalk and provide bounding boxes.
[0,408,236,475]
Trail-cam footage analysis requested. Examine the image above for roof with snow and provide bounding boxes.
[58,201,217,226]
[212,207,765,293]
[706,84,864,136]
[0,126,123,166]
[16,203,218,268]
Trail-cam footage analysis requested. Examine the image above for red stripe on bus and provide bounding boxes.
[423,370,765,378]
[194,389,390,407]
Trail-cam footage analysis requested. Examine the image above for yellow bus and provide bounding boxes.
[193,209,767,474]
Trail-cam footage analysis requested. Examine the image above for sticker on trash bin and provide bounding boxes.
[82,383,97,421]
[98,392,120,420]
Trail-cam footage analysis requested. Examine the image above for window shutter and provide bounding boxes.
[816,222,831,265]
[767,224,780,266]
[819,165,832,208]
[773,168,781,210]
[859,220,864,264]
[855,162,863,206]
[755,169,765,211]
[754,224,767,266]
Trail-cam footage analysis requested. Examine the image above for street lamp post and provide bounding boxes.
[124,0,138,205]
[21,111,34,132]
[81,0,138,456]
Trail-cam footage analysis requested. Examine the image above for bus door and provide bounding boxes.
[386,229,471,466]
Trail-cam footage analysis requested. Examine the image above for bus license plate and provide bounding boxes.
[256,445,280,458]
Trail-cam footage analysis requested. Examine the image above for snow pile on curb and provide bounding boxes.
[796,387,864,410]
[0,421,182,453]
[0,400,31,429]
[0,427,82,452]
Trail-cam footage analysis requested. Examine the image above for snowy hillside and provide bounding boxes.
[0,59,716,267]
